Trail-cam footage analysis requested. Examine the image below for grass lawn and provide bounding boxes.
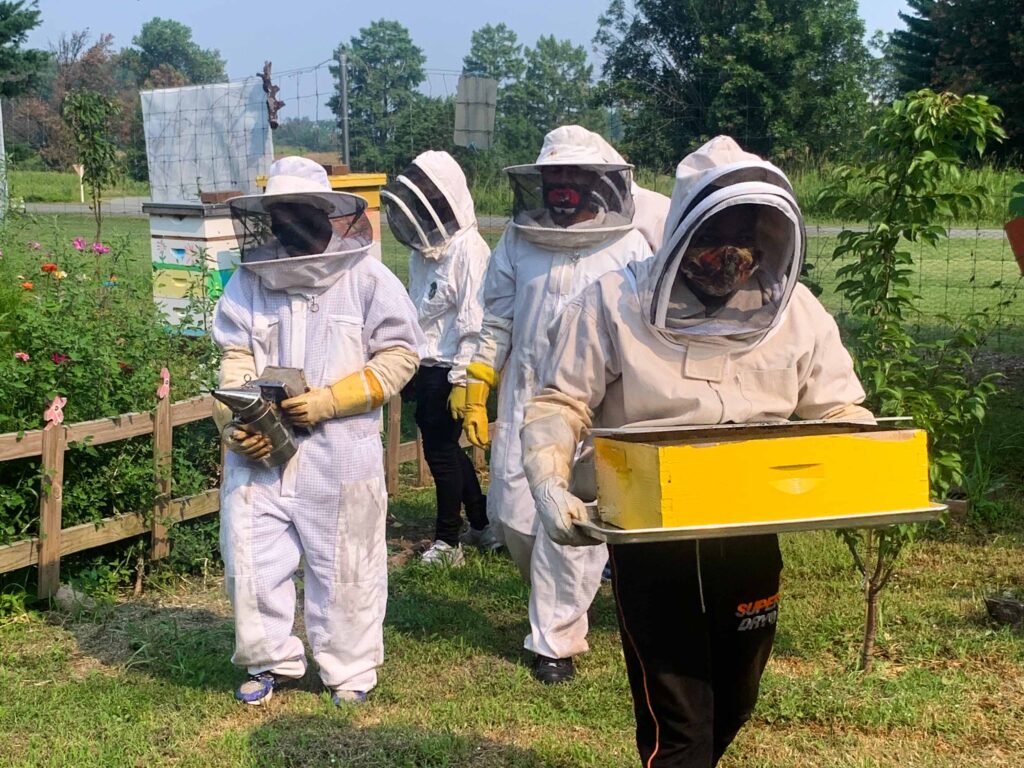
[0,488,1021,767]
[9,171,149,203]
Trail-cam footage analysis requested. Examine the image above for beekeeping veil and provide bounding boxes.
[228,156,373,293]
[381,150,476,259]
[504,125,635,250]
[635,136,805,347]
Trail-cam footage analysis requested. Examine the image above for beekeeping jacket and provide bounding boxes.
[520,135,872,503]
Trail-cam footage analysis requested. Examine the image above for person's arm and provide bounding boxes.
[463,233,515,446]
[282,268,423,427]
[446,236,490,420]
[211,273,272,459]
[794,301,874,423]
[521,286,619,545]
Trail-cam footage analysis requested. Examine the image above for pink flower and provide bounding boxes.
[72,237,85,251]
[27,241,41,250]
[14,352,29,362]
[92,242,111,254]
[51,352,70,365]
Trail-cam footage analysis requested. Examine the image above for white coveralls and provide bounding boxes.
[470,126,652,659]
[402,151,490,384]
[214,237,423,693]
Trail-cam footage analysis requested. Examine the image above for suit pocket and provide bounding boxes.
[323,314,365,384]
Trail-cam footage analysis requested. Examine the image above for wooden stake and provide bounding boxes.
[38,423,66,599]
[151,371,172,559]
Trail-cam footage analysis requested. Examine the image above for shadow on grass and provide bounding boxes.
[55,600,239,691]
[250,714,557,768]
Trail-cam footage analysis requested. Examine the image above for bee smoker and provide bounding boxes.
[212,367,309,468]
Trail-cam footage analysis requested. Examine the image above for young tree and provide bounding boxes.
[328,19,426,172]
[63,89,122,240]
[819,90,1006,671]
[595,0,871,168]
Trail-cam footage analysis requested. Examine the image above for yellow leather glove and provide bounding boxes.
[463,362,499,449]
[281,369,384,427]
[447,384,467,421]
[224,428,272,461]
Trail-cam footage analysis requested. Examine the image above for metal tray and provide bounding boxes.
[575,504,947,544]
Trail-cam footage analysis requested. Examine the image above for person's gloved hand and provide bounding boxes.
[281,369,384,427]
[281,386,336,427]
[447,384,467,421]
[463,380,490,448]
[532,476,601,547]
[223,427,272,461]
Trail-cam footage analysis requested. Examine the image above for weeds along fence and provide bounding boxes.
[0,385,484,599]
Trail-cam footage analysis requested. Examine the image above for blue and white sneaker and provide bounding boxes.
[235,672,277,705]
[331,688,368,706]
[601,562,612,582]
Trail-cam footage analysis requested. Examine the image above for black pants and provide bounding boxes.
[411,365,488,545]
[609,535,782,768]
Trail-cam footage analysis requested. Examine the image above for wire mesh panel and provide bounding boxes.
[141,79,274,204]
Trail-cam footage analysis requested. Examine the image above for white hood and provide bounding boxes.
[506,125,636,250]
[632,136,805,348]
[403,150,478,259]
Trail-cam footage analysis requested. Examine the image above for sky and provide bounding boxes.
[28,0,911,122]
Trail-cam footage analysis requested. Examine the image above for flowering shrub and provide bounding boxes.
[0,223,221,544]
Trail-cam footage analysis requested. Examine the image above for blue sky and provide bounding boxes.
[29,0,910,121]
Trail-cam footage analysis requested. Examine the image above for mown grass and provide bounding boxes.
[9,171,150,204]
[0,488,1021,767]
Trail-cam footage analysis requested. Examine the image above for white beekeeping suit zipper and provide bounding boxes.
[280,292,316,498]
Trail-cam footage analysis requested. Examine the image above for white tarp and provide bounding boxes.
[141,79,274,204]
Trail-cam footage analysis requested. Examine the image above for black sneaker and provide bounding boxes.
[531,654,575,685]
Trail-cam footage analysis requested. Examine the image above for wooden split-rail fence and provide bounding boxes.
[0,389,485,599]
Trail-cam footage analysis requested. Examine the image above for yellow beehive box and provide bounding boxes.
[593,422,933,532]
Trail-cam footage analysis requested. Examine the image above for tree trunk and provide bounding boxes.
[860,586,879,673]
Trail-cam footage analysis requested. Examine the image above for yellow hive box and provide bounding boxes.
[592,422,934,532]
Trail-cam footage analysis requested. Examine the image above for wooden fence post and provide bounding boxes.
[38,398,68,599]
[151,368,172,560]
[416,431,432,486]
[385,395,402,495]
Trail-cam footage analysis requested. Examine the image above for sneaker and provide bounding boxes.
[421,540,465,566]
[235,672,277,705]
[332,688,368,706]
[601,562,612,582]
[531,654,575,685]
[460,524,503,552]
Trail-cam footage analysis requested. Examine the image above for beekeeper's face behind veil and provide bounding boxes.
[266,201,334,258]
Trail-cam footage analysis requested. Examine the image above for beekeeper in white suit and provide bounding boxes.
[462,125,652,684]
[381,150,496,565]
[213,157,424,707]
[593,135,672,252]
[520,136,872,765]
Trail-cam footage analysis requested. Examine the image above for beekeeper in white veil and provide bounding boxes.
[381,150,495,565]
[519,136,872,764]
[462,125,652,684]
[213,157,424,707]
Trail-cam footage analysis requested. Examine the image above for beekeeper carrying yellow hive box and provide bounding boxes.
[520,136,894,766]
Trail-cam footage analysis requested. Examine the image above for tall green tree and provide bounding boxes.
[462,23,525,85]
[595,0,871,169]
[0,1,47,98]
[499,35,603,162]
[889,0,1024,154]
[329,19,427,172]
[119,18,226,86]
